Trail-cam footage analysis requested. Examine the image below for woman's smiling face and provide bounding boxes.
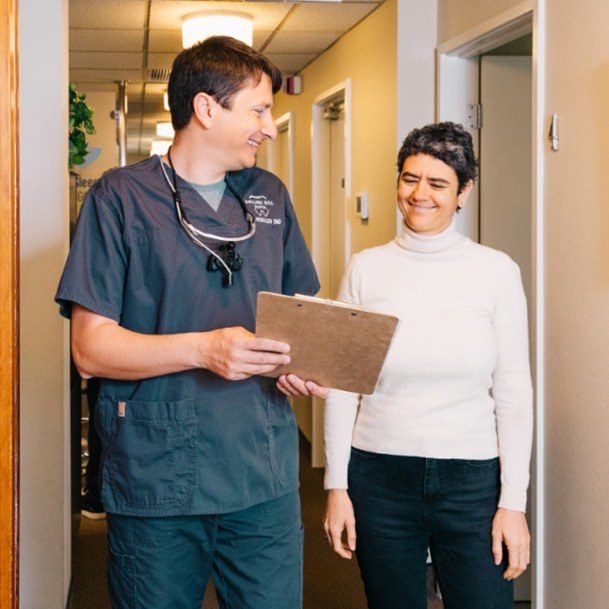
[397,153,473,235]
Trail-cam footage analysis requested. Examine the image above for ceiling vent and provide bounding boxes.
[147,68,172,83]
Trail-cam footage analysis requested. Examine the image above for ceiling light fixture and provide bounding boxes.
[156,122,175,139]
[181,11,254,48]
[150,140,172,157]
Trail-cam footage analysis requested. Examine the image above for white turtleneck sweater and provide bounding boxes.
[323,220,533,512]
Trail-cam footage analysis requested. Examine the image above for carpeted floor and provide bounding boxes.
[69,436,529,609]
[68,441,372,609]
[69,436,378,609]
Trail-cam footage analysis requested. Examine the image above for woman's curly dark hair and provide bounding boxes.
[397,122,478,193]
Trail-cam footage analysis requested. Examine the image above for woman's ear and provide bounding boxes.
[192,92,216,128]
[457,179,474,209]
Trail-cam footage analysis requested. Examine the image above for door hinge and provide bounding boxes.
[467,103,483,129]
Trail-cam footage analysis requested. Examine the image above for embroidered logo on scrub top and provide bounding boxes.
[245,195,282,226]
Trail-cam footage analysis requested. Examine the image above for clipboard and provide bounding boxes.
[255,291,399,394]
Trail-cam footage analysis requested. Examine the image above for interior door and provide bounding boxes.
[308,92,348,467]
[259,115,293,197]
[275,123,291,194]
[328,102,346,299]
[436,54,480,241]
[479,53,532,601]
[480,55,533,305]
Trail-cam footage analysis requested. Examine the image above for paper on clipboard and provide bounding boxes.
[255,291,399,395]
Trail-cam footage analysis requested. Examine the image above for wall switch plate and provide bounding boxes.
[355,192,369,220]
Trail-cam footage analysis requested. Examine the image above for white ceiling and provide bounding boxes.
[70,0,384,158]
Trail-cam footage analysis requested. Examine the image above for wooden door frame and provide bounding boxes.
[0,0,20,607]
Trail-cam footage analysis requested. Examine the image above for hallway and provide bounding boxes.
[69,434,534,609]
[69,437,446,609]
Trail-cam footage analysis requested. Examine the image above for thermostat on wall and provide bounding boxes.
[355,192,369,221]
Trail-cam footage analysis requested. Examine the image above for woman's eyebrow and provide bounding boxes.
[428,176,451,185]
[402,171,451,185]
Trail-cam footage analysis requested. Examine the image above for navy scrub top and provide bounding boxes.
[56,156,320,517]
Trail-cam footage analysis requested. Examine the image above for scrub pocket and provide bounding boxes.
[102,398,197,514]
[108,548,136,609]
[266,390,299,486]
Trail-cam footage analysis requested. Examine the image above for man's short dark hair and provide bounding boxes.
[397,122,478,193]
[168,35,283,131]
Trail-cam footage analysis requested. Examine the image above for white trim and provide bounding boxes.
[310,79,352,468]
[268,112,294,196]
[438,4,544,607]
[531,4,545,608]
[437,1,533,57]
[311,79,352,286]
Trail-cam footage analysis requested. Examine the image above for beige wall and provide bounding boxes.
[272,0,398,256]
[543,2,609,607]
[438,0,609,607]
[396,0,437,146]
[437,0,524,43]
[19,1,609,606]
[270,0,399,449]
[19,0,72,606]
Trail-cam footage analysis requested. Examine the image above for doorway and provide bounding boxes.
[480,50,533,307]
[438,6,543,608]
[326,100,347,298]
[480,47,533,603]
[258,112,294,198]
[308,80,352,466]
[311,81,352,299]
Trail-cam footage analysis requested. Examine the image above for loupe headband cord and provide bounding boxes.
[160,149,255,243]
[158,153,232,280]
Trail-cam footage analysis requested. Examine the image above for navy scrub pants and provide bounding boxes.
[348,448,514,609]
[106,490,303,609]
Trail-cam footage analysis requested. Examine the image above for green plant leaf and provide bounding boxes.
[68,83,96,169]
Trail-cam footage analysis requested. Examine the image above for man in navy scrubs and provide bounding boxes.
[56,36,326,609]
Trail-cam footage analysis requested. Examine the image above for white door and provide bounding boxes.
[327,102,346,298]
[437,54,480,240]
[309,98,347,467]
[479,54,532,601]
[480,55,532,305]
[276,124,290,192]
[308,87,351,467]
[257,113,293,197]
[437,23,539,601]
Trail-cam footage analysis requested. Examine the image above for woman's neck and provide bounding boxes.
[395,218,464,254]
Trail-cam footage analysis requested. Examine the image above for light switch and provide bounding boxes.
[355,192,369,221]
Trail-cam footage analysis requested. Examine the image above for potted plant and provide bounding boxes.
[69,82,95,169]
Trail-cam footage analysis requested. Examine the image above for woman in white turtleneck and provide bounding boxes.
[322,122,533,609]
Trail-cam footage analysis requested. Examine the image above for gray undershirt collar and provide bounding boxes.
[191,180,226,212]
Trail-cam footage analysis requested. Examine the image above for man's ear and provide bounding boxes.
[457,179,474,209]
[192,92,217,128]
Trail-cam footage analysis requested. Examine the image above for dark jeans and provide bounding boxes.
[348,448,513,609]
